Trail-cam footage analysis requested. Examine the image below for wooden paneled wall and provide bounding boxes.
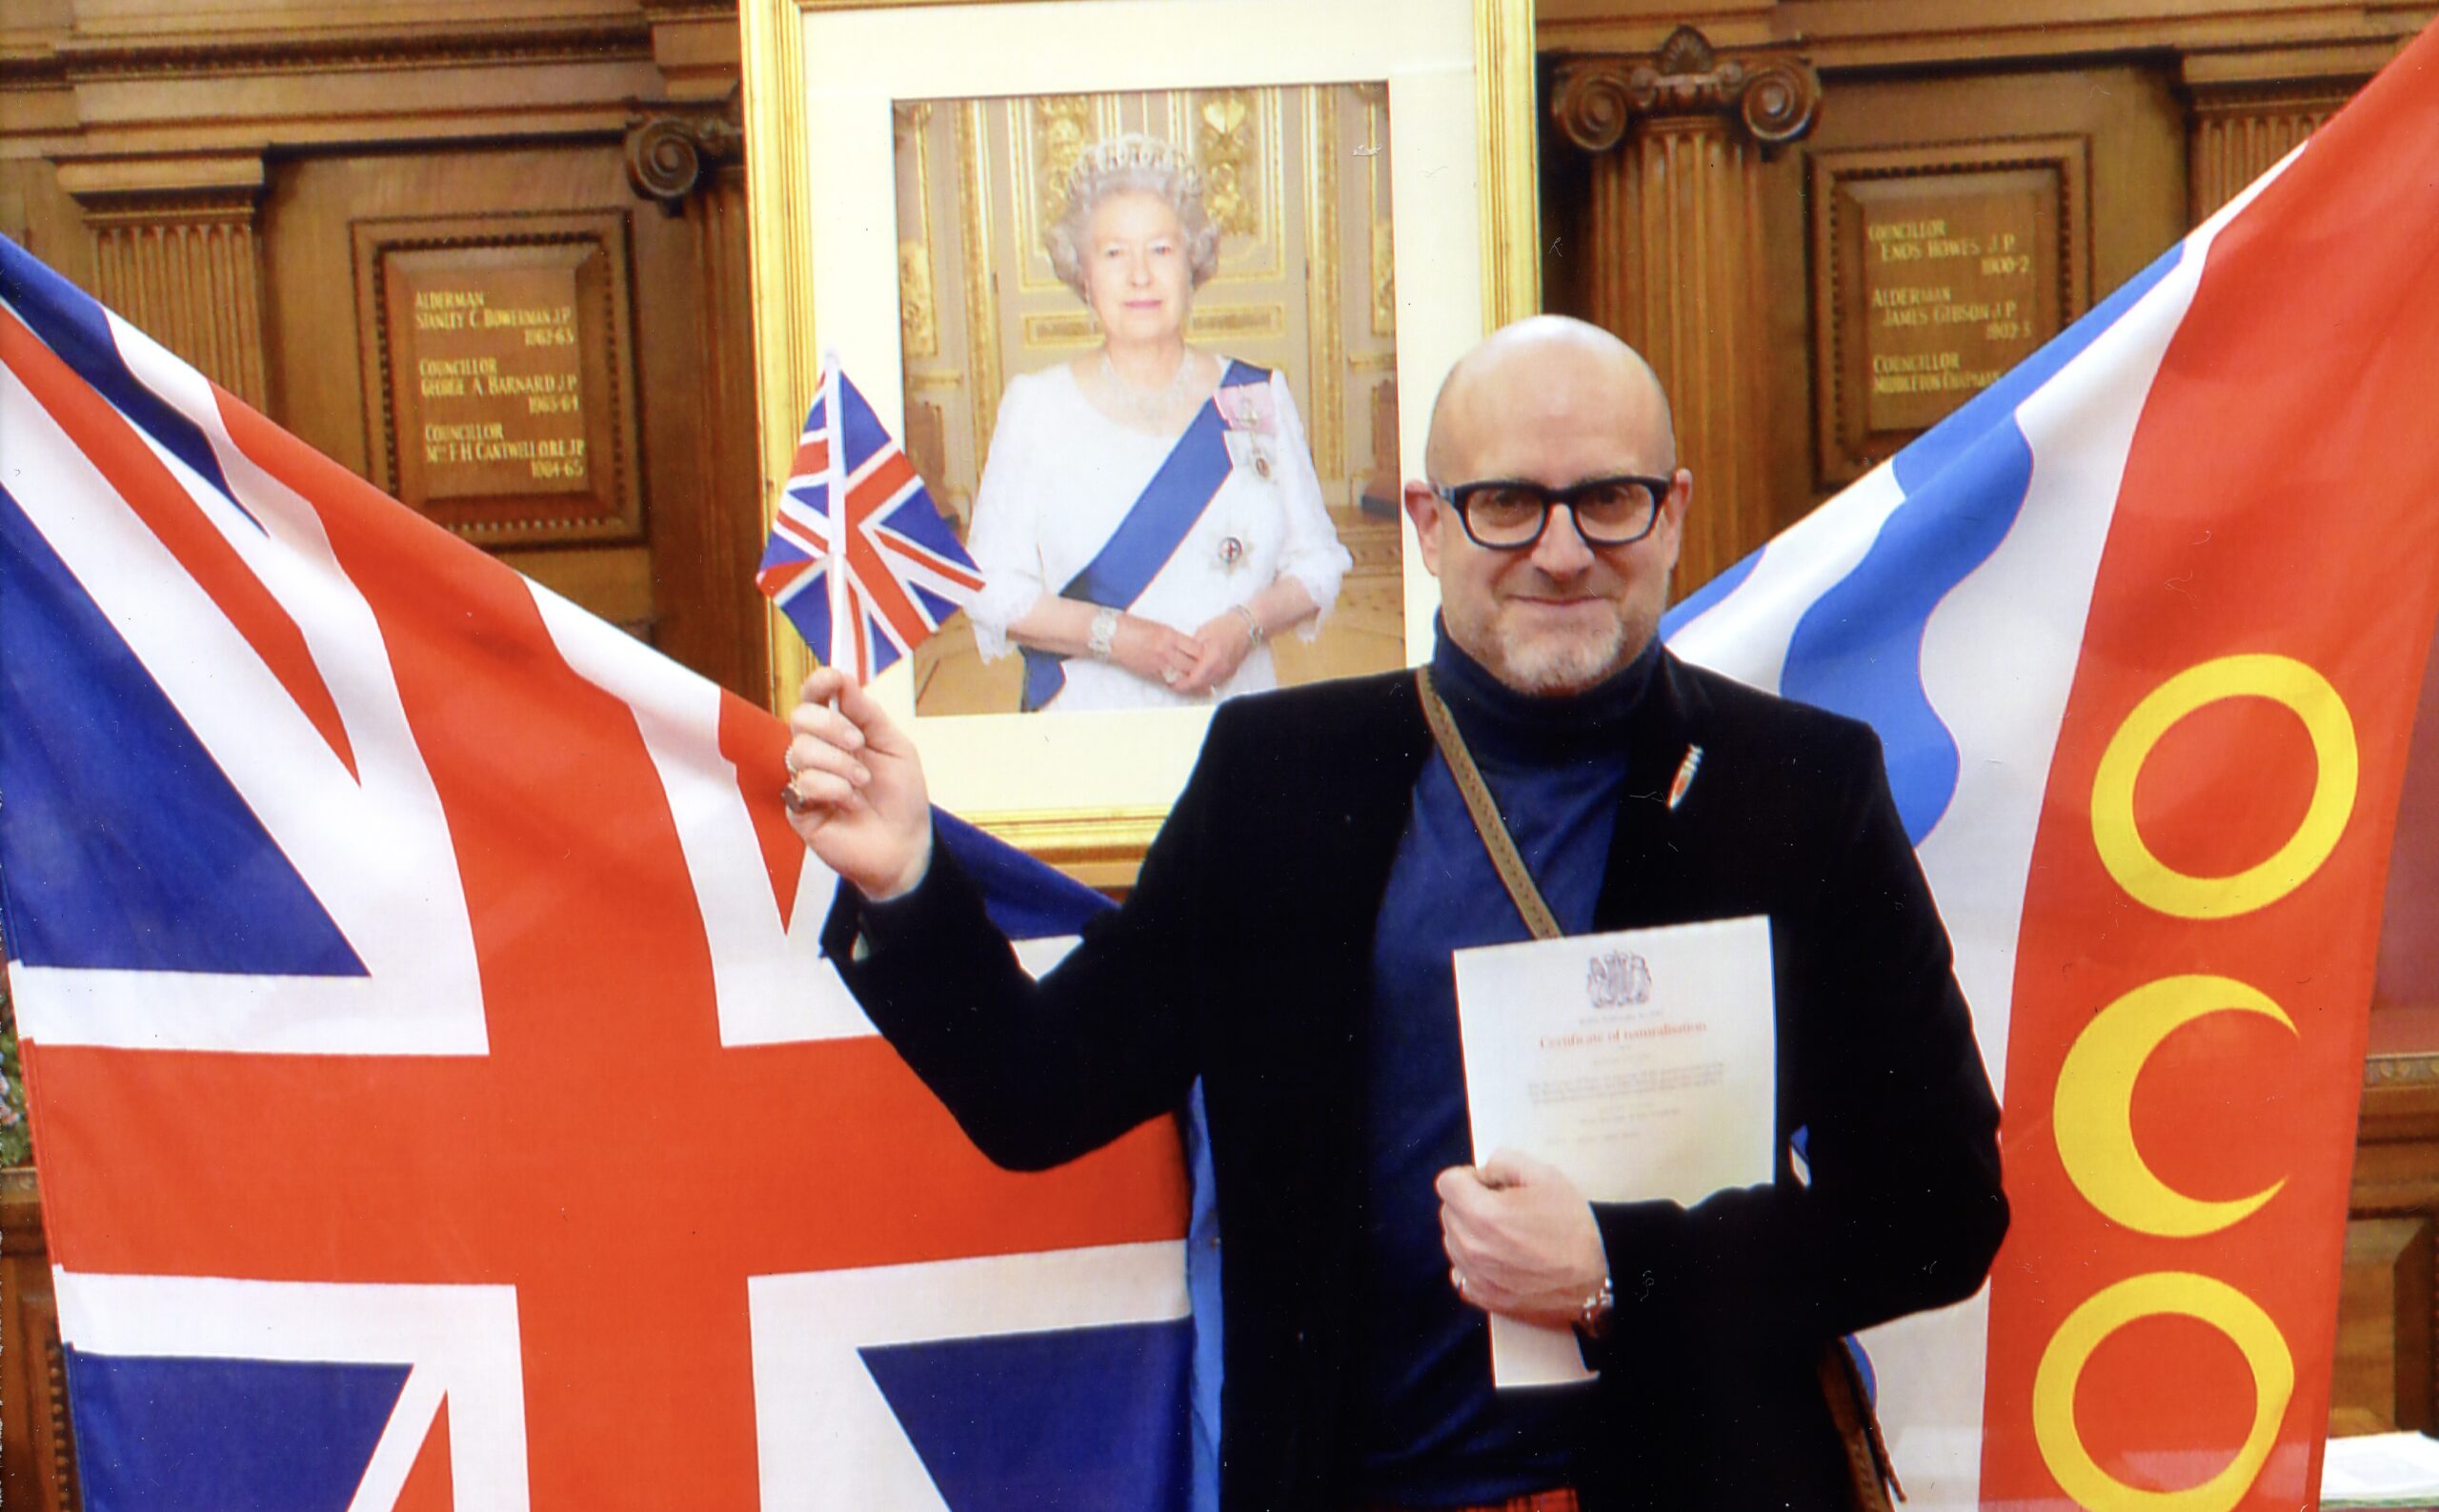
[1,1171,74,1512]
[0,0,770,702]
[2340,1065,2439,1435]
[1538,0,2428,597]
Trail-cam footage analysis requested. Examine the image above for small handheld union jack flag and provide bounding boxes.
[756,354,984,682]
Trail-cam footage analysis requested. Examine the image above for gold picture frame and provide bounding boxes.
[740,0,1539,881]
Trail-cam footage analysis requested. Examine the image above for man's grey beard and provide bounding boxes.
[1495,598,1663,696]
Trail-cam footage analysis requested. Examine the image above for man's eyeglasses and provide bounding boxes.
[1429,475,1672,551]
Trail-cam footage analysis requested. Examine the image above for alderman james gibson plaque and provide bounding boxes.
[1811,148,2086,487]
[359,225,642,546]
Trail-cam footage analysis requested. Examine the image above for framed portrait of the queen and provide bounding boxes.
[741,0,1539,878]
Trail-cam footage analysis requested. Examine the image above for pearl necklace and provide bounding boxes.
[1099,351,1196,427]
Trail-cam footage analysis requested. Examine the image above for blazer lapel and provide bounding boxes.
[1594,651,1714,931]
[1337,672,1435,915]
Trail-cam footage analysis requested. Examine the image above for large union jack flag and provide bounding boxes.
[756,361,982,683]
[0,234,1192,1512]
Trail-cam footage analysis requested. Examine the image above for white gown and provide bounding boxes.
[963,361,1353,712]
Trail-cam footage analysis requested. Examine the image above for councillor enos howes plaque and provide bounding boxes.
[1811,146,2087,487]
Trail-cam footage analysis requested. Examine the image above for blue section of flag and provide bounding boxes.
[912,581,961,628]
[1770,240,2190,841]
[836,380,892,480]
[837,372,970,565]
[0,481,366,975]
[861,1319,1194,1512]
[937,809,1112,939]
[1660,549,1760,640]
[1776,434,2024,841]
[0,234,251,528]
[68,1349,408,1512]
[1890,240,2186,495]
[757,535,813,575]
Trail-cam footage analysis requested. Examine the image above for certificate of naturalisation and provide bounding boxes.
[1451,914,1777,1387]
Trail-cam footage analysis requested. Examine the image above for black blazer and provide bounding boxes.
[827,654,2007,1512]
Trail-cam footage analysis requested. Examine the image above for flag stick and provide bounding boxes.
[820,351,855,696]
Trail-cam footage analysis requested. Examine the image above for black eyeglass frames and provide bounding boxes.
[1428,474,1674,550]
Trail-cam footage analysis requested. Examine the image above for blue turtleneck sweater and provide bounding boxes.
[1349,625,1658,1506]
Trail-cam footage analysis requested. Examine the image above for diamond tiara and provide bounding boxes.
[1065,134,1204,202]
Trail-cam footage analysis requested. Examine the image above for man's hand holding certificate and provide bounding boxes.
[1453,915,1778,1386]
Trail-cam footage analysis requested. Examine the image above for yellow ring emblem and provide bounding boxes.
[2090,654,2355,919]
[2032,1272,2292,1512]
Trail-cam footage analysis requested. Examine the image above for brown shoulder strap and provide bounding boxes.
[1415,668,1562,942]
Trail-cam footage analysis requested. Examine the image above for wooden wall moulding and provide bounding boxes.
[1808,138,2090,489]
[353,212,647,550]
[2333,1209,2437,1434]
[1,1168,79,1512]
[1548,24,1823,154]
[2341,1060,2439,1434]
[2180,45,2383,224]
[59,154,273,410]
[627,98,746,216]
[43,16,655,83]
[1540,3,2431,75]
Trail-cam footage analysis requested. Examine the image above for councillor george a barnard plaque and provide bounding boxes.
[1810,142,2089,487]
[355,214,643,546]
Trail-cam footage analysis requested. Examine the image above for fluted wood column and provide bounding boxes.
[628,101,767,698]
[1550,29,1819,597]
[60,155,271,410]
[690,161,770,699]
[2186,84,2352,224]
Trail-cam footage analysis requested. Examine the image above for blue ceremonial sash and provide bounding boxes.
[1019,360,1267,712]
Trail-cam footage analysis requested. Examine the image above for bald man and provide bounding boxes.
[787,315,2006,1512]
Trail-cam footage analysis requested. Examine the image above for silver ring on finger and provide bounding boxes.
[781,781,810,815]
[1161,667,1181,686]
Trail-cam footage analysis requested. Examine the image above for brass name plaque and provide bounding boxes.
[1857,187,2046,433]
[1811,145,2088,487]
[395,259,590,500]
[356,220,642,546]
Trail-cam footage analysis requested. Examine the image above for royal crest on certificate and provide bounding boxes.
[1451,914,1777,1387]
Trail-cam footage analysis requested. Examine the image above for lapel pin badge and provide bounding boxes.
[1666,744,1704,812]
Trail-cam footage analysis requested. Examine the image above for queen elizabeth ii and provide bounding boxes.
[961,134,1352,712]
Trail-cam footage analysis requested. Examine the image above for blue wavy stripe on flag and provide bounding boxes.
[1667,239,2186,842]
